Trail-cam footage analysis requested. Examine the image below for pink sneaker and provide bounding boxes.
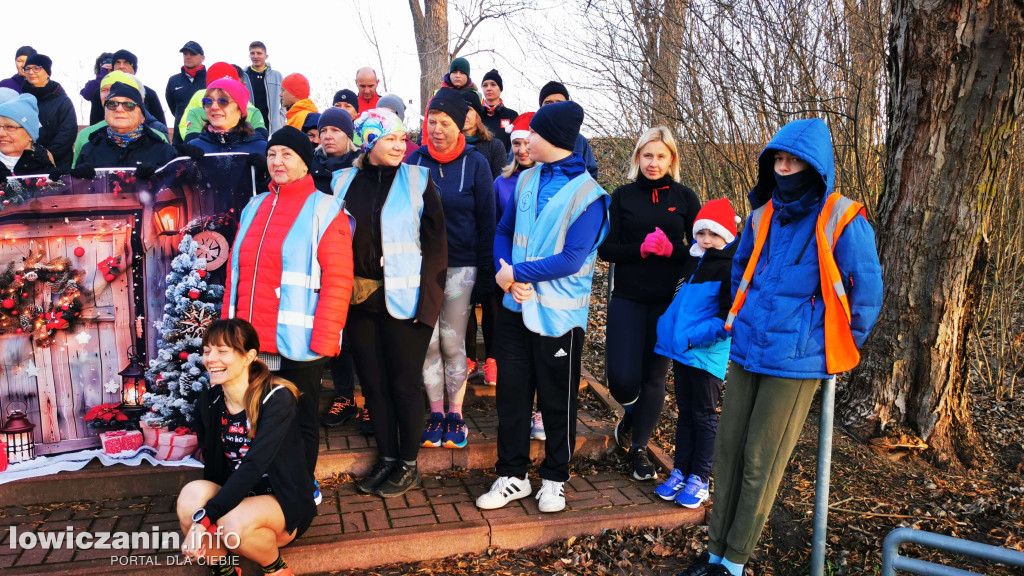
[483,358,497,386]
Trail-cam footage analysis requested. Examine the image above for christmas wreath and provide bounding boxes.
[0,252,87,347]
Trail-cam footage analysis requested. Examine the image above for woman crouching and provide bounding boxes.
[176,318,313,576]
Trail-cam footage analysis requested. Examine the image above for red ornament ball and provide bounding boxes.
[197,270,207,279]
[16,328,22,333]
[179,351,190,360]
[61,304,69,311]
[21,292,27,298]
[10,310,17,315]
[104,273,116,282]
[1,298,13,309]
[14,274,21,282]
[188,289,200,299]
[49,276,56,282]
[74,246,86,257]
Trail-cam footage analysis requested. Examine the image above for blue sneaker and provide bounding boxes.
[674,474,709,508]
[313,479,323,505]
[442,412,468,448]
[654,469,687,500]
[421,412,445,447]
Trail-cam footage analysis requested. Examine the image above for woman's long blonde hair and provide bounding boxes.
[626,126,681,182]
[202,318,298,439]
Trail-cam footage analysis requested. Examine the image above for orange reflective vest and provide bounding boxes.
[725,192,867,374]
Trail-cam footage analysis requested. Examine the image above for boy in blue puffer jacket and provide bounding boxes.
[677,119,882,576]
[653,198,738,509]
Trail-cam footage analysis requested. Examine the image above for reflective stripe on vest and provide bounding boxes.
[332,164,428,319]
[725,192,866,374]
[505,166,609,337]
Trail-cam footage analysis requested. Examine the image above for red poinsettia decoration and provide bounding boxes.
[84,403,129,424]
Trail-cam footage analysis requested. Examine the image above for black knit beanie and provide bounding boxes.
[428,87,468,130]
[25,54,52,76]
[482,69,503,91]
[538,81,570,106]
[106,82,143,106]
[529,101,583,152]
[460,92,484,119]
[112,49,139,71]
[16,46,36,59]
[267,126,314,170]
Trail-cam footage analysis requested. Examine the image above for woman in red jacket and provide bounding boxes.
[222,126,353,497]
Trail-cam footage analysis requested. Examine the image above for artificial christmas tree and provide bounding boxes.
[142,235,224,430]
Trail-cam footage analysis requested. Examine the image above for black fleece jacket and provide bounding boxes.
[598,174,701,304]
[194,383,316,534]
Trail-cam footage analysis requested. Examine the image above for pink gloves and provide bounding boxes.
[640,227,673,258]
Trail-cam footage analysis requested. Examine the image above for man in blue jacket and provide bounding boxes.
[165,41,207,144]
[678,118,883,576]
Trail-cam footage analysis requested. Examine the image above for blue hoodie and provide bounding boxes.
[728,118,883,379]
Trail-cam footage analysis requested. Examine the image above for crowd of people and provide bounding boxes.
[0,41,884,576]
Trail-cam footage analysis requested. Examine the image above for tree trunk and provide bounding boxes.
[651,0,687,128]
[837,0,1024,468]
[409,0,450,113]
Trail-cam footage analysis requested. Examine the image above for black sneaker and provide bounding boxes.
[614,412,632,451]
[322,397,359,427]
[357,459,398,494]
[374,462,422,498]
[675,551,719,576]
[630,445,657,481]
[358,407,374,436]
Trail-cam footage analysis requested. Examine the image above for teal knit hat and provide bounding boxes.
[449,57,470,76]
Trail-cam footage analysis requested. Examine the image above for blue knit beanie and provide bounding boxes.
[318,107,354,139]
[0,93,41,141]
[529,101,583,152]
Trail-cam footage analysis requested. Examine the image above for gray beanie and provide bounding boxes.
[377,94,406,122]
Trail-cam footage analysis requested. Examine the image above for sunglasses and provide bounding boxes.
[202,97,232,109]
[104,100,139,111]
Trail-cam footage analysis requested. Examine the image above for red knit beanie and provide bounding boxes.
[282,73,311,100]
[206,62,239,82]
[693,198,740,243]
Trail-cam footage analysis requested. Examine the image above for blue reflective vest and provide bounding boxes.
[505,166,610,337]
[332,164,429,319]
[228,189,352,361]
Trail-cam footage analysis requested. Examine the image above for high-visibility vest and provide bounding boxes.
[725,192,866,374]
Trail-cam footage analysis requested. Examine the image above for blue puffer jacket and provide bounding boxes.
[729,119,883,379]
[655,240,737,380]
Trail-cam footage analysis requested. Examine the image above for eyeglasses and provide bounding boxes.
[22,66,43,74]
[104,101,139,111]
[0,124,24,132]
[202,97,232,109]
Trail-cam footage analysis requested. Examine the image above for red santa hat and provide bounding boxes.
[507,112,535,143]
[693,198,740,244]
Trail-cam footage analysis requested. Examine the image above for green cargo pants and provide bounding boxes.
[707,362,821,565]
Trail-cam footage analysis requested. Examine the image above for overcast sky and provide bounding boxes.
[1,0,600,132]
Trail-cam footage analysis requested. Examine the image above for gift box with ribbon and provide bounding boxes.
[155,427,198,461]
[99,429,144,458]
[140,421,167,448]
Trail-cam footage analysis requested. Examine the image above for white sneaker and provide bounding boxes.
[476,475,532,509]
[530,411,546,440]
[536,479,565,513]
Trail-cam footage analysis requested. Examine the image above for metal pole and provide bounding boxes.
[810,376,836,576]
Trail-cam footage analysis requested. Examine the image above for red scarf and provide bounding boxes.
[427,132,466,164]
[183,64,205,78]
[482,99,503,116]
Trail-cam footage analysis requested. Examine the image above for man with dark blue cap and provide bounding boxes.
[477,99,610,515]
[165,41,207,144]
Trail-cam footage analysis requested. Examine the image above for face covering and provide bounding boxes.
[773,169,823,204]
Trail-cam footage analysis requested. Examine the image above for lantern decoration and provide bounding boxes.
[118,346,147,418]
[1,402,37,464]
[153,188,187,236]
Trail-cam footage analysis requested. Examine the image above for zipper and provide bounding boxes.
[794,232,814,265]
[248,189,280,319]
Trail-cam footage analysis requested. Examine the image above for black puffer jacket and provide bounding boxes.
[77,127,177,169]
[21,80,77,171]
[0,144,54,178]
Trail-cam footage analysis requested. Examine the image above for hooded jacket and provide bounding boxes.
[21,80,76,170]
[728,119,882,379]
[310,148,358,194]
[284,98,318,131]
[655,240,737,380]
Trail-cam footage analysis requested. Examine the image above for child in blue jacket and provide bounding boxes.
[653,199,738,508]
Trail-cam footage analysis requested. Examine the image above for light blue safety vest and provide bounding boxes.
[331,164,429,319]
[505,165,610,337]
[227,187,352,361]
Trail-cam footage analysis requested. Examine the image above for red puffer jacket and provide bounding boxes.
[223,174,353,358]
